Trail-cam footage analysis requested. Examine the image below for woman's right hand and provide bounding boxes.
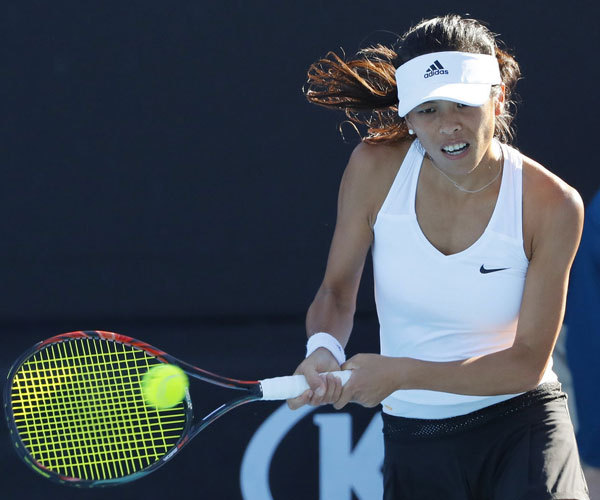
[287,348,343,410]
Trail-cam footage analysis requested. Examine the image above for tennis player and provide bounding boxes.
[288,14,589,499]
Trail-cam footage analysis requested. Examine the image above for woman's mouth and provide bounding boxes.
[441,142,469,157]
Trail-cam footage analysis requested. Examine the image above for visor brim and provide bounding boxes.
[398,83,493,117]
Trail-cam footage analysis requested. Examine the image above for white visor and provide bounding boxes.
[395,51,502,117]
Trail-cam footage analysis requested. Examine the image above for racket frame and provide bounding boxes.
[4,330,263,487]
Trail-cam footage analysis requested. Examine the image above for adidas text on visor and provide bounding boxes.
[395,51,502,117]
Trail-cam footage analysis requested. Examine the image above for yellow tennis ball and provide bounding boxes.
[142,364,188,409]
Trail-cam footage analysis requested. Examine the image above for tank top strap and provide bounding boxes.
[378,139,425,217]
[488,142,524,244]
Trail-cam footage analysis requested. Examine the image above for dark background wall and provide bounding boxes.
[2,1,599,499]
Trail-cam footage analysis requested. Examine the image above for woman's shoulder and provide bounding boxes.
[520,152,582,212]
[520,151,584,256]
[349,138,413,166]
[339,139,414,227]
[343,138,413,186]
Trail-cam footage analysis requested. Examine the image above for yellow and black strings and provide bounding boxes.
[10,338,187,480]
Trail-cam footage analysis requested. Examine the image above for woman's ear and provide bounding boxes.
[405,116,415,135]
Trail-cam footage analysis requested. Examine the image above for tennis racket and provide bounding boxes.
[4,330,350,487]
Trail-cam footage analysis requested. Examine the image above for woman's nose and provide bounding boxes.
[438,111,462,135]
[439,121,462,135]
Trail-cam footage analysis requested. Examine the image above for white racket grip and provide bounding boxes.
[259,370,352,400]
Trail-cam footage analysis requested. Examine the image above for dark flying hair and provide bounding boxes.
[304,14,521,144]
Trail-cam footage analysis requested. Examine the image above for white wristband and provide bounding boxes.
[306,332,346,365]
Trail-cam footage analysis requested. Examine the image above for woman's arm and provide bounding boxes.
[288,141,405,409]
[334,158,585,409]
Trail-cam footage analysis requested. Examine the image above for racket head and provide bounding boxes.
[3,331,193,487]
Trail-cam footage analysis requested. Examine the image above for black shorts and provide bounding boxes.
[382,383,589,500]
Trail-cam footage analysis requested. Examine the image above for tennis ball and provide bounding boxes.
[142,364,188,409]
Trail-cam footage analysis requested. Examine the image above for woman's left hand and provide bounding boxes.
[334,353,401,410]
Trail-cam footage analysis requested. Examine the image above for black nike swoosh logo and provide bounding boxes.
[480,265,509,274]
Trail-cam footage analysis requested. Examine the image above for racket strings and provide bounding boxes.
[10,338,187,481]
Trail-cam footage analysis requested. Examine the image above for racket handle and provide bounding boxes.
[259,370,352,401]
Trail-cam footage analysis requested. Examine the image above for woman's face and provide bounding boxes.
[405,94,502,174]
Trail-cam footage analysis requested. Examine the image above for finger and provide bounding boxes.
[303,367,326,395]
[340,357,358,371]
[332,374,344,401]
[308,375,330,406]
[287,389,313,410]
[333,382,353,410]
[324,373,343,404]
[310,372,344,406]
[318,374,335,404]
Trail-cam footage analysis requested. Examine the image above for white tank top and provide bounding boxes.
[372,139,557,418]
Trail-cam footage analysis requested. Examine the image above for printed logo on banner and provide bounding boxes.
[240,404,383,500]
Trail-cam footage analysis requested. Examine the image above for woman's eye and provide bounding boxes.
[418,107,435,114]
